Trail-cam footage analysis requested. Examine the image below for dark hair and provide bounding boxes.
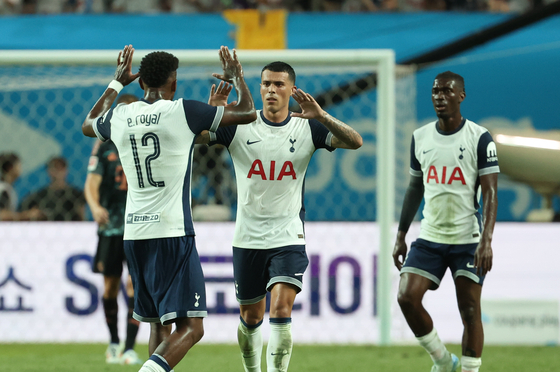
[0,152,19,179]
[47,156,67,169]
[261,61,296,84]
[139,51,179,88]
[435,71,465,93]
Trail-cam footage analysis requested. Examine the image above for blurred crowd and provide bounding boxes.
[0,0,554,15]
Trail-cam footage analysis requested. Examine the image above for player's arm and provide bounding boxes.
[82,45,140,137]
[211,46,256,127]
[474,172,498,276]
[84,173,109,225]
[291,88,363,150]
[195,81,236,145]
[392,174,424,270]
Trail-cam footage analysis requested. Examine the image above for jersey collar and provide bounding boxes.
[260,110,291,127]
[435,117,466,136]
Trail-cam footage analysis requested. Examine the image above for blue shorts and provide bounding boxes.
[124,236,207,325]
[401,238,485,288]
[233,245,309,305]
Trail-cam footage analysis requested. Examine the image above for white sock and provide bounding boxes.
[238,319,263,372]
[416,328,451,366]
[461,356,482,372]
[266,318,293,372]
[138,359,167,372]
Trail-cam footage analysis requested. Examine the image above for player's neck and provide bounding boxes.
[437,115,463,133]
[143,89,172,103]
[262,107,290,124]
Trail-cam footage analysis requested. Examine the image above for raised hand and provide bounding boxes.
[114,45,140,86]
[208,81,237,107]
[212,46,243,84]
[290,88,325,121]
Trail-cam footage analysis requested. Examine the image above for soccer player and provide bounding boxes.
[81,44,256,372]
[84,94,143,365]
[200,62,363,372]
[392,71,498,372]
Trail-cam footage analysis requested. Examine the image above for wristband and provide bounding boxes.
[108,80,124,93]
[208,131,217,142]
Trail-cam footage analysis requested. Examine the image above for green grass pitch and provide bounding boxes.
[1,343,558,371]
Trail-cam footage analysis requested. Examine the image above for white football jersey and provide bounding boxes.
[213,110,334,249]
[93,98,224,240]
[410,119,499,244]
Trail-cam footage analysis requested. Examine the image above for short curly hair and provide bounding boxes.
[139,51,179,88]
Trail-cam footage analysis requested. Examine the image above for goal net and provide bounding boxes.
[0,49,416,222]
[0,49,416,344]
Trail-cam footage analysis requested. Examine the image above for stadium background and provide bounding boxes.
[1,9,560,350]
[1,11,559,221]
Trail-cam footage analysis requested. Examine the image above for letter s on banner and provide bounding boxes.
[65,254,99,315]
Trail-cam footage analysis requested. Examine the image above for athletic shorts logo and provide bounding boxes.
[466,262,475,269]
[194,293,200,308]
[126,213,161,224]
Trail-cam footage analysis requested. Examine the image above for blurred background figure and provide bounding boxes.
[19,156,85,221]
[0,152,43,221]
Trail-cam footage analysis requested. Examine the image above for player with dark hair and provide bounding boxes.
[393,71,499,372]
[0,153,43,221]
[200,60,363,372]
[85,93,143,365]
[82,44,255,372]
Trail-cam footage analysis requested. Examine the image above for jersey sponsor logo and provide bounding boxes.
[247,160,296,180]
[246,139,261,145]
[126,212,161,224]
[87,156,98,172]
[486,142,498,162]
[127,113,161,127]
[426,165,466,185]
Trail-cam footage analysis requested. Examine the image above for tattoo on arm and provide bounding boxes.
[322,113,362,149]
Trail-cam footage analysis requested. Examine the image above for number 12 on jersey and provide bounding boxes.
[129,133,166,188]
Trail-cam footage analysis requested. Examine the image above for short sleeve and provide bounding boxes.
[309,119,335,151]
[93,108,114,141]
[212,125,238,148]
[409,135,422,177]
[182,99,224,135]
[477,131,500,176]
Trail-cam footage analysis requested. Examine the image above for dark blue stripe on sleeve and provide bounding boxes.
[410,136,420,171]
[477,131,499,170]
[309,119,334,151]
[214,125,237,148]
[97,107,114,140]
[182,99,219,135]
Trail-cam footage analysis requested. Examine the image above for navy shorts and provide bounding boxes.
[92,234,126,277]
[233,245,309,305]
[124,236,207,325]
[401,238,485,288]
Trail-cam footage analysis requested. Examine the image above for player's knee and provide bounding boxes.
[397,291,420,312]
[459,303,480,325]
[241,312,264,325]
